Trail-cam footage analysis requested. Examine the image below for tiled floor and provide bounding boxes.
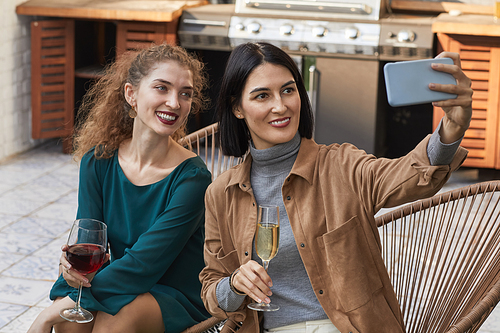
[0,139,500,332]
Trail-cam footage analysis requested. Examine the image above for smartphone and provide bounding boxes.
[384,58,458,107]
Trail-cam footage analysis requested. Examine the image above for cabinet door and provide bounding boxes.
[115,20,178,58]
[434,33,500,169]
[31,20,75,140]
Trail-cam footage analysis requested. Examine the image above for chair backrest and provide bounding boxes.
[375,180,500,333]
[179,123,246,181]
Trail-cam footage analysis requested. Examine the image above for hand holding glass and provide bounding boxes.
[248,205,280,311]
[59,218,107,323]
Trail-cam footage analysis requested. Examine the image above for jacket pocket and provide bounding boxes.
[319,216,383,312]
[217,248,240,274]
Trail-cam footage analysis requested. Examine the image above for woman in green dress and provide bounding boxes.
[28,44,211,333]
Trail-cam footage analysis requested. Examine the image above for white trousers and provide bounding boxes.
[264,319,341,333]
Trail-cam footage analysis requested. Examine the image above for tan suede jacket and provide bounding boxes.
[200,136,467,333]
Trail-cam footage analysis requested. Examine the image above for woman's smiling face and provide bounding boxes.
[125,60,194,138]
[234,62,301,150]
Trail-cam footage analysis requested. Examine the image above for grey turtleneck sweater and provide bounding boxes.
[215,120,461,329]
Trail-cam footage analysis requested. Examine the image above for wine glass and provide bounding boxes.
[60,218,107,323]
[248,205,280,311]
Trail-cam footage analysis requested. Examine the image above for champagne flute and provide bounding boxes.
[60,218,107,323]
[248,205,280,311]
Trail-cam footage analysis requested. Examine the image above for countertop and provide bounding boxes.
[16,0,209,22]
[432,13,500,37]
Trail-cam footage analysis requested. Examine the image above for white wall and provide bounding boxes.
[0,1,41,162]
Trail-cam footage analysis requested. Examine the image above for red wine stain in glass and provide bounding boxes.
[67,244,106,274]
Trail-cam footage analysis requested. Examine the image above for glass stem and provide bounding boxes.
[262,260,270,272]
[75,282,83,312]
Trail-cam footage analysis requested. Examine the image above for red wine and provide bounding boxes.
[66,244,106,274]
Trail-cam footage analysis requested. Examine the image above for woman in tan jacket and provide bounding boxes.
[200,42,473,333]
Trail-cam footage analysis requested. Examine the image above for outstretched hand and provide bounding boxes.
[429,52,473,144]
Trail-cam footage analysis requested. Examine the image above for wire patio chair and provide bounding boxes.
[375,180,500,333]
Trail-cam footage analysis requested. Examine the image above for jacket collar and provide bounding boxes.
[225,137,320,191]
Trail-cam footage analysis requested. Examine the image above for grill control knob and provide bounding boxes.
[235,23,245,31]
[397,30,416,43]
[247,22,262,34]
[345,27,359,40]
[312,26,327,37]
[280,24,294,36]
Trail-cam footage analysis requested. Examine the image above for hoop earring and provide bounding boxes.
[129,106,137,119]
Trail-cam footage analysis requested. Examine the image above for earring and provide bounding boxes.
[236,114,242,118]
[129,106,137,119]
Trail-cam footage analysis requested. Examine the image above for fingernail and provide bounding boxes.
[429,83,436,88]
[256,298,262,303]
[267,291,272,296]
[265,297,271,303]
[268,282,273,287]
[431,63,438,68]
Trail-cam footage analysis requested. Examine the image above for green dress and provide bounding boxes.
[50,148,211,332]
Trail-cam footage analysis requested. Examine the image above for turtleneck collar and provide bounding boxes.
[250,131,301,177]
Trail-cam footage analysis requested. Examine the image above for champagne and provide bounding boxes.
[255,223,279,261]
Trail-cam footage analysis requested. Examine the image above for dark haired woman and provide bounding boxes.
[200,42,473,333]
[28,43,211,333]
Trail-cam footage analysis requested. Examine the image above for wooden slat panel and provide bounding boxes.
[461,138,485,149]
[41,38,65,48]
[472,91,489,100]
[40,112,67,120]
[471,80,488,91]
[472,102,488,111]
[41,102,65,111]
[40,57,67,66]
[31,19,74,140]
[41,66,65,75]
[464,128,486,139]
[41,93,64,102]
[464,70,490,81]
[461,60,490,71]
[459,50,491,60]
[40,84,66,93]
[464,149,486,159]
[125,41,156,50]
[469,119,487,129]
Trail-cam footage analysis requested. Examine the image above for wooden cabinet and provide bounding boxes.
[433,33,500,169]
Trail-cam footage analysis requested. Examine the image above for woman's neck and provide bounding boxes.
[250,132,301,176]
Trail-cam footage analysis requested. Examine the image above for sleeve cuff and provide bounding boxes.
[428,118,464,166]
[216,277,246,312]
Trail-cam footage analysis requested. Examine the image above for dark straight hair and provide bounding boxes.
[216,42,314,157]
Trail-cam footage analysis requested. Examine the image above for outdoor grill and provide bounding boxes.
[179,0,438,157]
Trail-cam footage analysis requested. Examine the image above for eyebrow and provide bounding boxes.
[153,79,193,90]
[249,80,296,94]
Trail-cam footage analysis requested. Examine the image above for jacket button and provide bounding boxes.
[253,202,255,206]
[245,251,248,256]
[319,290,323,294]
[300,243,305,248]
[287,177,290,181]
[242,184,246,187]
[287,196,291,200]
